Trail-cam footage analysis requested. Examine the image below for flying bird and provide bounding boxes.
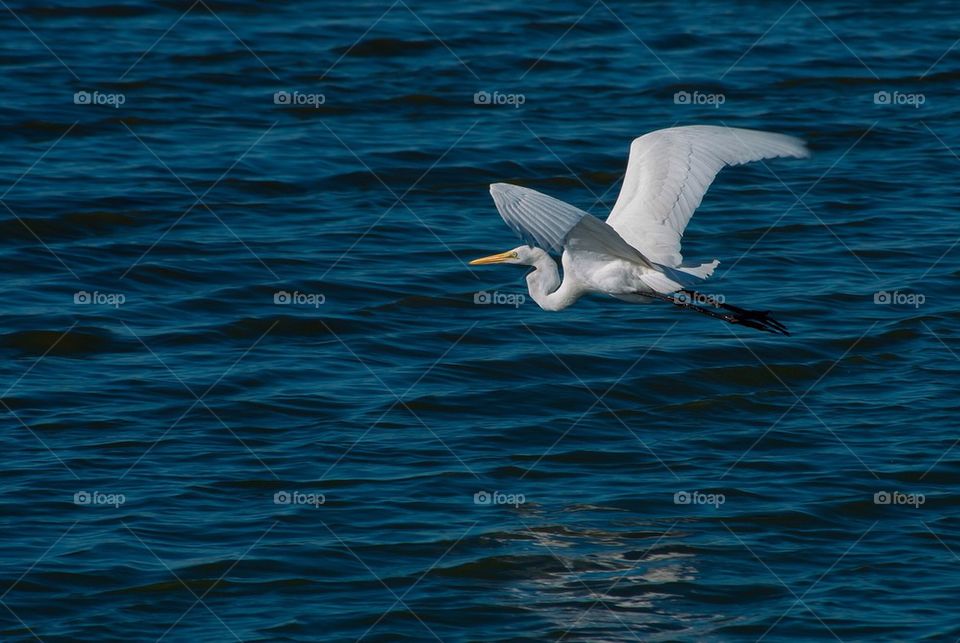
[469,125,809,335]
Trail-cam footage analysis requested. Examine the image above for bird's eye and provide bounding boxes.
[511,252,519,258]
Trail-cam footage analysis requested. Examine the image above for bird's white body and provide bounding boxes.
[524,242,633,311]
[470,125,809,333]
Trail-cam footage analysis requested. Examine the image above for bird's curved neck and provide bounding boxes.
[526,253,579,311]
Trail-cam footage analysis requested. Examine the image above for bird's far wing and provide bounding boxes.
[605,126,809,267]
[488,183,588,254]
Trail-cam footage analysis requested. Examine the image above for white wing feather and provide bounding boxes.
[488,183,655,266]
[488,182,588,254]
[605,126,809,267]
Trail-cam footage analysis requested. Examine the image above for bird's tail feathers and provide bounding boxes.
[677,259,719,280]
[643,260,719,293]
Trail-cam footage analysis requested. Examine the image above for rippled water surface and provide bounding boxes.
[1,1,959,641]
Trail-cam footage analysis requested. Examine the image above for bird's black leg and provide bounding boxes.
[678,289,790,336]
[644,291,790,336]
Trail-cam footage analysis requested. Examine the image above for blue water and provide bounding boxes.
[1,0,959,640]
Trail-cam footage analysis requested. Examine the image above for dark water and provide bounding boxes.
[1,0,958,640]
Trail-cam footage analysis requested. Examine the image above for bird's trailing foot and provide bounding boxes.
[715,301,789,335]
[645,290,790,336]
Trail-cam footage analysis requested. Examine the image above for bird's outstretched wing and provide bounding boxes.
[488,182,589,254]
[488,182,654,266]
[605,126,809,267]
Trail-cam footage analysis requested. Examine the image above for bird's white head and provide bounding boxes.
[469,245,573,311]
[468,245,546,266]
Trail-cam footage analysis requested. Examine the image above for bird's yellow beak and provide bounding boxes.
[469,250,514,265]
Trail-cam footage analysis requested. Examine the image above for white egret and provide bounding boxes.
[469,125,809,335]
